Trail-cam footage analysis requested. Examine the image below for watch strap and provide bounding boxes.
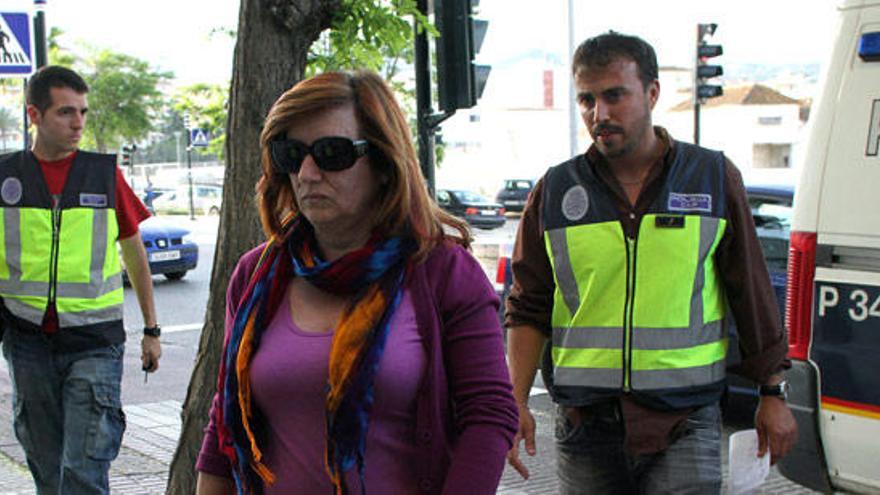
[758,380,789,399]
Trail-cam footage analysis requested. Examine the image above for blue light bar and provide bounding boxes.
[859,32,880,61]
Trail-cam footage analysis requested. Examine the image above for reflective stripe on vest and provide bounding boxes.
[547,213,727,391]
[0,206,122,326]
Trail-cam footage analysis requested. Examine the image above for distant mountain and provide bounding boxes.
[722,63,821,83]
[494,49,567,69]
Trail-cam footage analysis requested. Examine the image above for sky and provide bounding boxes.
[478,0,838,70]
[4,0,839,88]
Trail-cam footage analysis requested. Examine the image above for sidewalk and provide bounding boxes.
[0,347,815,495]
[0,366,177,494]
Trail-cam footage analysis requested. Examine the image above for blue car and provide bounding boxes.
[123,217,199,282]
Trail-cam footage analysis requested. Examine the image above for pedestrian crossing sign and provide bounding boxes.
[190,128,209,148]
[0,12,33,77]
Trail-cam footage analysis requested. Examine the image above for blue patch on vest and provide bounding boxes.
[668,192,711,213]
[80,193,108,207]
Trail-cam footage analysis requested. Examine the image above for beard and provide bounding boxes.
[593,105,653,160]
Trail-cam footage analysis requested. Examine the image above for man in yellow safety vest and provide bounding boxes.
[0,65,161,494]
[505,32,798,493]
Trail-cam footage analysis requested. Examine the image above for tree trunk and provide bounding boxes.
[166,1,339,493]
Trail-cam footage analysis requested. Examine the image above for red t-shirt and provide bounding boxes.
[38,151,151,238]
[37,151,151,331]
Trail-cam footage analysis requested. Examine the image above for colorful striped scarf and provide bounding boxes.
[216,213,414,494]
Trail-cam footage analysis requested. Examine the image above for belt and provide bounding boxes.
[564,399,622,426]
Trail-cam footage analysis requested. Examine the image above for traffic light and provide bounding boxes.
[695,23,723,101]
[121,145,136,168]
[435,0,491,112]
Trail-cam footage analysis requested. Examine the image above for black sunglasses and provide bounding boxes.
[270,136,370,174]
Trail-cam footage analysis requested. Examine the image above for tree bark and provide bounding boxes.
[166,1,339,493]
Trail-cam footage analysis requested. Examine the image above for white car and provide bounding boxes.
[152,184,222,216]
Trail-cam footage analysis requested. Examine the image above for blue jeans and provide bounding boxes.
[2,328,126,495]
[555,401,722,495]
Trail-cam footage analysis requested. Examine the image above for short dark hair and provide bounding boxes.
[572,31,658,89]
[26,66,89,112]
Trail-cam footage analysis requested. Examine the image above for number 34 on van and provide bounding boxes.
[818,282,880,322]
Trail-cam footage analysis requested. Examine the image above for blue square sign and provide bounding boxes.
[190,128,209,147]
[0,12,33,76]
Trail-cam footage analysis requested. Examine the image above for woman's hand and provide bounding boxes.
[196,472,236,495]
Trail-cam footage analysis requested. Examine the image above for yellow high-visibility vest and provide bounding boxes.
[541,142,729,410]
[0,151,123,331]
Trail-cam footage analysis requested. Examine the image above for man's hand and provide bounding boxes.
[141,335,161,372]
[755,396,798,464]
[507,404,537,480]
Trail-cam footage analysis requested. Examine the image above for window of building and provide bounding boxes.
[758,116,783,125]
[752,143,792,168]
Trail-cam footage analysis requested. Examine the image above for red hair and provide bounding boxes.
[257,70,469,258]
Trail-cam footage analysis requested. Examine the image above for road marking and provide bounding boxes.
[530,386,548,397]
[161,322,203,334]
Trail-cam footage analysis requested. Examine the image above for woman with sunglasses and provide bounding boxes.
[195,70,518,495]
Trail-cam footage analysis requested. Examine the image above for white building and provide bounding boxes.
[437,58,575,198]
[436,58,809,198]
[660,84,805,185]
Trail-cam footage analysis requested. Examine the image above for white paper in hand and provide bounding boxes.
[728,429,770,494]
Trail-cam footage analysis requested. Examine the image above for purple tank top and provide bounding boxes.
[249,289,426,494]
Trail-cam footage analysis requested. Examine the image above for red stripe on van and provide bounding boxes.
[822,396,880,419]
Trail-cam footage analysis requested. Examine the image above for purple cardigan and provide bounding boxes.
[197,241,519,494]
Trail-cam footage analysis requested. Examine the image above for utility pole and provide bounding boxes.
[23,0,48,151]
[415,0,489,196]
[122,145,137,190]
[568,0,578,157]
[183,113,195,220]
[33,0,47,67]
[694,23,724,145]
[415,0,436,197]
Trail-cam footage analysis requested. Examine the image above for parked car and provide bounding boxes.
[141,186,175,214]
[495,179,534,212]
[122,216,199,282]
[494,183,794,412]
[152,184,222,216]
[436,189,506,230]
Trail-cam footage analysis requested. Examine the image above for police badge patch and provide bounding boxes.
[80,193,108,207]
[1,178,22,205]
[668,192,712,213]
[562,185,589,221]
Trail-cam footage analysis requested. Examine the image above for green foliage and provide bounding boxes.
[305,0,444,165]
[47,27,76,67]
[173,83,228,159]
[43,28,171,153]
[78,49,172,153]
[307,0,435,79]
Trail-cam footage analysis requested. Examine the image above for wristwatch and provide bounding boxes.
[143,324,161,337]
[759,380,789,400]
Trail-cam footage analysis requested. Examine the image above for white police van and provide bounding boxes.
[779,0,880,492]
